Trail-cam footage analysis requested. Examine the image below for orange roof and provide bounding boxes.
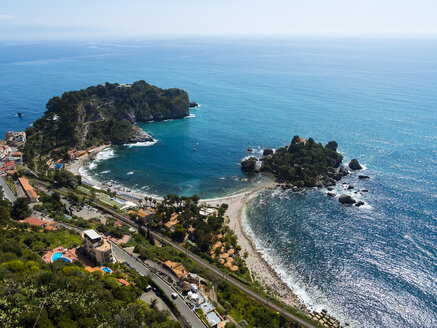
[230,265,239,271]
[20,216,46,226]
[44,225,57,231]
[164,220,179,229]
[220,253,229,259]
[117,278,130,286]
[18,177,38,200]
[188,227,195,233]
[227,249,235,255]
[136,209,148,219]
[12,151,21,157]
[163,260,188,279]
[219,259,225,264]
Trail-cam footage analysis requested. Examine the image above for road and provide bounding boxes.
[112,244,206,328]
[30,178,316,328]
[0,175,16,202]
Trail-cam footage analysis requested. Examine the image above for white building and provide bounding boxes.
[82,229,114,264]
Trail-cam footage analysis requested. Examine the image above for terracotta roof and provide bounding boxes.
[227,249,235,255]
[164,219,179,229]
[117,278,130,286]
[230,265,239,271]
[163,260,188,279]
[20,216,47,226]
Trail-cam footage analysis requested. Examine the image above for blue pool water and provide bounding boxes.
[0,39,435,327]
[52,252,72,263]
[102,267,112,274]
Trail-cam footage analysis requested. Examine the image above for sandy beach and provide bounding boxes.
[67,146,307,311]
[204,183,308,311]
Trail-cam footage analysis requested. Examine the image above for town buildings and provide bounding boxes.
[18,177,38,202]
[4,131,26,147]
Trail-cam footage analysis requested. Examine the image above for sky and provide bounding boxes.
[1,0,437,40]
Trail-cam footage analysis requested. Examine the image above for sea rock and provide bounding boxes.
[355,201,365,207]
[189,101,199,108]
[339,165,349,176]
[326,192,336,197]
[241,157,258,173]
[362,189,369,192]
[315,180,323,188]
[263,148,274,156]
[247,148,253,152]
[339,194,356,205]
[358,175,370,179]
[327,187,334,191]
[333,174,343,181]
[349,159,362,170]
[323,178,337,187]
[347,185,354,190]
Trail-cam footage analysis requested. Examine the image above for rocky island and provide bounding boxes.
[23,80,191,168]
[241,135,348,190]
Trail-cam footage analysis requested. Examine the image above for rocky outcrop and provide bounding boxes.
[349,159,362,170]
[125,126,154,144]
[358,175,370,179]
[263,148,274,156]
[189,101,199,108]
[339,165,349,176]
[241,157,258,173]
[355,201,365,207]
[339,194,356,205]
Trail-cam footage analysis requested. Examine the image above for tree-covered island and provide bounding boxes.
[242,135,349,189]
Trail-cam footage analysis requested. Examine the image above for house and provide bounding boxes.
[163,260,188,279]
[206,310,226,328]
[1,160,15,172]
[199,207,217,217]
[4,131,26,147]
[82,229,114,264]
[117,278,130,286]
[18,177,38,202]
[19,216,57,230]
[164,219,179,231]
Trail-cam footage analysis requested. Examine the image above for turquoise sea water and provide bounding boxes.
[0,39,436,327]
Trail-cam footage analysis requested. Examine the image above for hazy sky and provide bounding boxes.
[1,0,437,39]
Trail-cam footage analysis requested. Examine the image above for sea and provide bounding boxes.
[0,38,436,327]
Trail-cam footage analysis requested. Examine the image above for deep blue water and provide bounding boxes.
[0,39,436,327]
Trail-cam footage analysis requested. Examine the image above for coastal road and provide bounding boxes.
[30,178,316,328]
[93,203,316,328]
[0,175,16,202]
[111,244,206,328]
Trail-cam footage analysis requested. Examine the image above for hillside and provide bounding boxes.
[23,81,190,165]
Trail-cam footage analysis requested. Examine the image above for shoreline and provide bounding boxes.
[67,145,309,312]
[204,182,308,312]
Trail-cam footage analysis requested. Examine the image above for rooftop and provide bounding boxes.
[84,229,101,240]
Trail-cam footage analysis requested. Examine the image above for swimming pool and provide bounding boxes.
[101,267,112,274]
[52,252,72,263]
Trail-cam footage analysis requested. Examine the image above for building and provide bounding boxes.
[163,260,188,279]
[82,229,114,264]
[4,131,26,147]
[19,216,57,230]
[18,177,38,202]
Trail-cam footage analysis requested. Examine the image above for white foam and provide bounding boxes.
[126,171,134,175]
[88,162,97,170]
[100,170,110,174]
[185,113,196,118]
[126,139,158,148]
[95,148,115,161]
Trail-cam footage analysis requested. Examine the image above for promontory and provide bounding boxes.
[23,80,191,168]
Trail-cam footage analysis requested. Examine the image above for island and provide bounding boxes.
[23,80,191,168]
[241,135,348,189]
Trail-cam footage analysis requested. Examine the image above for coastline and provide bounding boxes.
[67,145,308,312]
[204,183,308,312]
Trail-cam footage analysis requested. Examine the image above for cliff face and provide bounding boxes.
[23,81,190,164]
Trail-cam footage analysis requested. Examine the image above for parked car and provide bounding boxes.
[171,293,178,300]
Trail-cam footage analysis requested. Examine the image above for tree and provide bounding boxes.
[11,197,31,220]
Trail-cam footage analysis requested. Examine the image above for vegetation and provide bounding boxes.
[23,80,190,167]
[0,195,180,328]
[243,135,343,187]
[11,197,31,220]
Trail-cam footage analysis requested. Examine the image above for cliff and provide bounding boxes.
[23,81,191,165]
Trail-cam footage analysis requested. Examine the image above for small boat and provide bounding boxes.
[17,112,22,117]
[193,148,196,151]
